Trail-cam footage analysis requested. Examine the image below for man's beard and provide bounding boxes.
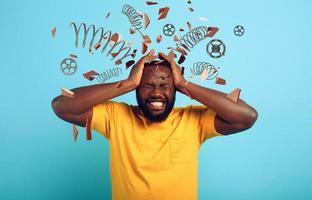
[136,90,175,122]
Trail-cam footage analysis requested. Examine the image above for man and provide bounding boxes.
[52,49,258,200]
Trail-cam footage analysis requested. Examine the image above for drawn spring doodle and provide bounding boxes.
[175,26,211,52]
[70,22,132,62]
[96,67,122,83]
[60,57,77,75]
[122,4,143,35]
[191,62,220,80]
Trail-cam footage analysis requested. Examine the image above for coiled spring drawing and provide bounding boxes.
[175,26,210,52]
[122,4,144,35]
[70,22,132,61]
[191,62,219,80]
[96,67,122,83]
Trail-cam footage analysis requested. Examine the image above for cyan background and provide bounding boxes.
[1,0,311,199]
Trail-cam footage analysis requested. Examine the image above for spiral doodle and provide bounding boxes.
[122,4,143,32]
[96,67,122,83]
[191,62,219,80]
[70,22,132,62]
[175,26,210,52]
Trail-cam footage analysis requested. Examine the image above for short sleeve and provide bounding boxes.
[91,101,114,139]
[196,106,223,143]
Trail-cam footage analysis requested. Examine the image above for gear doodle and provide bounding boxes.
[60,58,77,75]
[234,25,245,37]
[163,24,175,36]
[206,39,226,59]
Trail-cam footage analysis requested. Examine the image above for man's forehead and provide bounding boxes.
[141,65,172,82]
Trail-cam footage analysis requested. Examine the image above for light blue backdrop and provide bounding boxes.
[1,0,311,199]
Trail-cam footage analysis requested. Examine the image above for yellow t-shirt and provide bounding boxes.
[91,101,222,200]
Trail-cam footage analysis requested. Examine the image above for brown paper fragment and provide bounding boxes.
[143,35,152,45]
[200,70,209,81]
[83,70,99,81]
[188,7,194,12]
[179,28,184,32]
[144,13,150,29]
[207,27,219,37]
[146,1,158,5]
[176,47,187,56]
[70,54,78,59]
[158,7,170,20]
[106,12,111,19]
[51,27,56,38]
[115,59,122,65]
[94,42,101,50]
[178,55,186,64]
[215,77,226,85]
[85,116,92,141]
[226,88,241,103]
[126,60,135,69]
[129,28,135,34]
[187,22,192,31]
[61,88,74,98]
[111,52,119,58]
[73,124,78,142]
[173,35,179,42]
[111,33,119,43]
[156,35,162,43]
[142,42,148,54]
[187,0,192,4]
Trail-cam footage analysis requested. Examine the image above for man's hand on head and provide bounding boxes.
[128,49,155,87]
[158,52,187,92]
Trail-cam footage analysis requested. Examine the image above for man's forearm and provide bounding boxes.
[52,79,136,115]
[181,81,257,125]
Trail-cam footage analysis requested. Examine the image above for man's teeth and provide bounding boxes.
[150,102,164,107]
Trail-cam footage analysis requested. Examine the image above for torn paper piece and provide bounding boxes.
[106,12,111,19]
[187,0,192,4]
[144,13,150,29]
[111,33,119,43]
[143,35,152,45]
[207,27,219,37]
[226,88,241,103]
[146,1,158,5]
[73,124,78,142]
[199,17,209,22]
[83,70,99,81]
[188,7,194,12]
[142,42,148,54]
[85,116,92,141]
[173,35,179,42]
[115,59,122,65]
[158,7,170,20]
[94,42,101,50]
[200,70,209,81]
[70,54,78,59]
[61,88,74,98]
[129,28,135,34]
[126,60,135,69]
[111,52,119,58]
[178,55,186,64]
[156,35,162,43]
[176,47,187,56]
[179,28,184,32]
[215,77,226,85]
[187,22,192,31]
[51,27,56,38]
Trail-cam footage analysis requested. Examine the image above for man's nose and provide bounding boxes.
[150,87,163,97]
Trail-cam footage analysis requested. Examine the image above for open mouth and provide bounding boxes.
[146,99,166,111]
